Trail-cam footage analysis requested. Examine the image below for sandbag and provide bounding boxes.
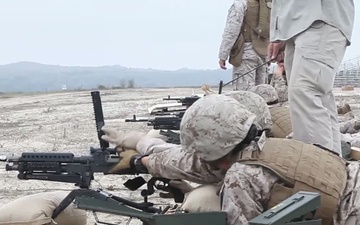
[269,106,292,138]
[0,191,87,225]
[180,184,221,213]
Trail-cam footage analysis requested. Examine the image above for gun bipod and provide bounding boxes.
[52,188,162,219]
[75,192,227,225]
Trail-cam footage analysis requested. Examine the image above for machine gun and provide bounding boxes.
[2,91,122,190]
[125,114,181,144]
[124,95,200,145]
[162,95,201,107]
[147,95,201,116]
[125,115,182,130]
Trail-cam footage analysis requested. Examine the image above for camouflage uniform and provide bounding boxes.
[270,74,288,102]
[218,0,267,91]
[250,84,279,104]
[339,119,360,134]
[248,84,288,109]
[337,110,360,149]
[223,91,272,132]
[144,141,282,225]
[142,141,360,224]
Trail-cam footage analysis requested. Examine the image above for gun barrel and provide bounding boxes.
[125,118,149,122]
[4,153,97,164]
[125,115,149,122]
[163,97,182,101]
[6,161,66,173]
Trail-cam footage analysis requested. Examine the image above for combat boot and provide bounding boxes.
[354,120,360,131]
[338,103,351,115]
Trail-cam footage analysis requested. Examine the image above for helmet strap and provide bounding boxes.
[231,124,258,155]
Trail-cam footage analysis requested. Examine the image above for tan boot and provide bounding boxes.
[354,120,360,131]
[338,103,351,114]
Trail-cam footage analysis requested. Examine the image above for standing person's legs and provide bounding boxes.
[232,59,257,91]
[255,58,267,86]
[286,21,347,155]
[232,47,263,91]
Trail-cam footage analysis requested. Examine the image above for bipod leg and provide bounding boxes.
[52,189,109,219]
[92,211,127,225]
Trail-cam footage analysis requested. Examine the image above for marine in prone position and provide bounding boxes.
[101,94,360,225]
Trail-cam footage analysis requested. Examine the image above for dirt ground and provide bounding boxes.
[0,87,360,224]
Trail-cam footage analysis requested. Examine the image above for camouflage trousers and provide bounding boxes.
[232,44,267,91]
[270,75,288,102]
[339,119,360,134]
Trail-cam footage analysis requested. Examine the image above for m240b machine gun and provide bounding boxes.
[1,91,323,225]
[162,95,200,107]
[125,114,182,145]
[125,114,182,131]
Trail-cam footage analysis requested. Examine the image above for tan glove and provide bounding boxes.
[159,180,194,199]
[201,84,215,95]
[101,126,146,151]
[108,150,139,173]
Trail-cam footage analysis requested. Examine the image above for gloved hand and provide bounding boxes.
[159,180,194,200]
[201,84,215,95]
[108,150,140,173]
[101,126,146,152]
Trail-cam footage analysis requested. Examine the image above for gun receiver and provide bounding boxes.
[125,95,196,145]
[125,114,181,145]
[4,149,128,188]
[125,115,182,131]
[163,95,200,107]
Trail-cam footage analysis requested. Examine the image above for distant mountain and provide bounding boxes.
[0,62,232,93]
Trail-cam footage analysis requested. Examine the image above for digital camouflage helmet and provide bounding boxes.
[224,90,273,132]
[180,94,256,161]
[250,84,279,104]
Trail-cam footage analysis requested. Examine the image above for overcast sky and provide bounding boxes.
[0,0,358,70]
